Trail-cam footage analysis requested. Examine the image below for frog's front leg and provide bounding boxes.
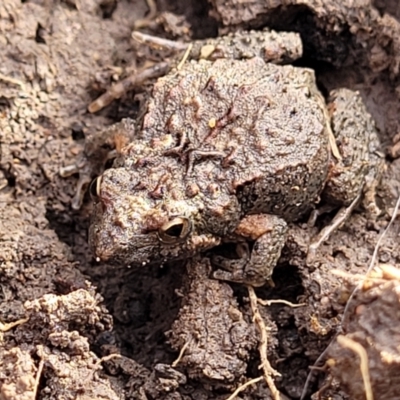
[212,214,288,287]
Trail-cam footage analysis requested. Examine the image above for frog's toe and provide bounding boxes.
[71,174,92,210]
[211,255,268,287]
[59,159,92,210]
[211,254,247,272]
[59,163,80,177]
[213,269,240,283]
[212,268,266,287]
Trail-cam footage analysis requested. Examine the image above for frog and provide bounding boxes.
[86,29,382,287]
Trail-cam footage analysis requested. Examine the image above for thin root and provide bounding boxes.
[133,0,157,30]
[336,335,373,400]
[0,317,29,332]
[171,341,189,367]
[258,299,305,308]
[225,376,263,400]
[59,164,80,177]
[247,286,282,400]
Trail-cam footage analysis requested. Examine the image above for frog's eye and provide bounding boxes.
[90,176,102,200]
[158,217,191,244]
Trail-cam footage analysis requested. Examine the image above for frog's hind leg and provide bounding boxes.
[212,214,287,287]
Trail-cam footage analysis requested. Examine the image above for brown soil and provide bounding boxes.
[1,0,400,399]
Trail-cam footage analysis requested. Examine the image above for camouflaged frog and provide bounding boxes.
[87,30,382,287]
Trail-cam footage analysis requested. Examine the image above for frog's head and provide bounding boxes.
[88,143,235,266]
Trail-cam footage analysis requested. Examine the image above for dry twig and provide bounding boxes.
[177,43,193,70]
[88,62,169,113]
[307,191,361,262]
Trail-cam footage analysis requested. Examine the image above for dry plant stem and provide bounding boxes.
[336,335,373,400]
[0,317,29,332]
[177,44,193,70]
[132,31,189,51]
[328,128,342,160]
[300,193,400,400]
[247,285,282,400]
[307,191,362,262]
[171,341,189,367]
[225,376,263,400]
[33,358,44,399]
[88,61,170,113]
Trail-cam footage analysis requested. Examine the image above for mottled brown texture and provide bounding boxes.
[1,0,400,399]
[0,348,36,400]
[189,29,303,63]
[0,289,116,400]
[90,35,382,286]
[209,0,400,77]
[324,89,383,215]
[169,257,257,382]
[72,29,304,208]
[327,266,400,400]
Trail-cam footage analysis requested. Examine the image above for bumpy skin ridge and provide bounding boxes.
[90,57,331,268]
[323,88,381,207]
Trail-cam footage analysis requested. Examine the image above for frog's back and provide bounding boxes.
[140,58,330,220]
